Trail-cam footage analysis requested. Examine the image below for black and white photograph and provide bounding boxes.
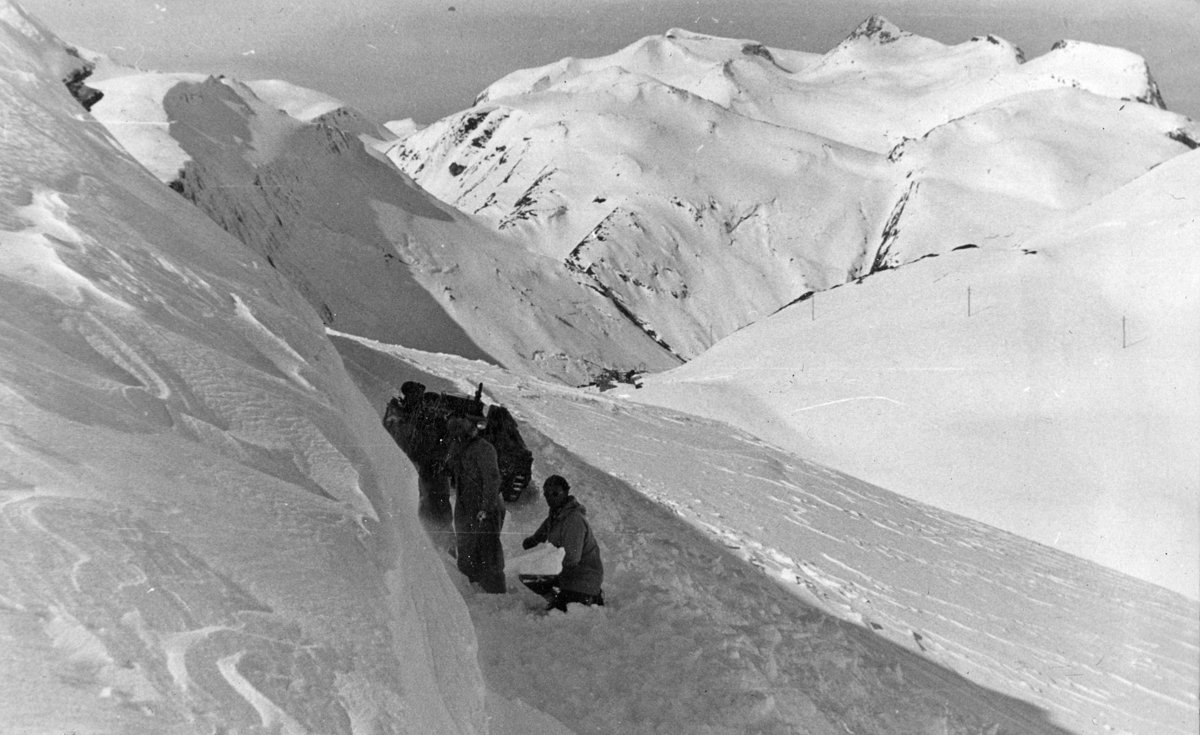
[2,1,1197,733]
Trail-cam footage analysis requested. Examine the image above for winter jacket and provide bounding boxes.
[529,497,603,595]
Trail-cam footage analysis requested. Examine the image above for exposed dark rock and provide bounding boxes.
[741,43,776,63]
[1167,129,1199,149]
[846,15,905,45]
[61,48,103,111]
[872,181,919,274]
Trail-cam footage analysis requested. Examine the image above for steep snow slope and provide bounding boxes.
[389,71,893,359]
[631,148,1200,601]
[875,87,1199,266]
[0,5,496,732]
[333,339,1198,735]
[390,17,1195,361]
[89,69,683,384]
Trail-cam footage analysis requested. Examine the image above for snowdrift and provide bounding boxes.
[0,5,490,732]
[333,338,1198,735]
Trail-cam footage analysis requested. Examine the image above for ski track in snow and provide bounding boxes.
[367,342,1199,735]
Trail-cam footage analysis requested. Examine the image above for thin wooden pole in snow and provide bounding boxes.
[1123,316,1127,349]
[812,294,816,322]
[967,286,972,317]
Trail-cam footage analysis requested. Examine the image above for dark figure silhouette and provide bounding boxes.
[480,405,533,501]
[383,381,454,546]
[445,416,507,593]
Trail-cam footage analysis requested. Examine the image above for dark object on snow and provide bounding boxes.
[445,416,507,593]
[62,48,104,111]
[481,405,533,501]
[383,382,455,545]
[519,574,605,613]
[384,382,533,501]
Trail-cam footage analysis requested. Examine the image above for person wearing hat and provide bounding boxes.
[445,414,507,593]
[522,475,604,611]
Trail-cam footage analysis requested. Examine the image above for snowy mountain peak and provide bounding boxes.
[843,14,910,45]
[969,34,1027,64]
[1041,38,1167,108]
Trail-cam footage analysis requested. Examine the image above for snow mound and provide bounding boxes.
[0,5,493,732]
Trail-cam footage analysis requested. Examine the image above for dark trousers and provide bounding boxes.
[548,588,604,612]
[456,509,506,594]
[519,575,603,611]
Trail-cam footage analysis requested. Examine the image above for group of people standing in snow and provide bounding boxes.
[384,381,604,612]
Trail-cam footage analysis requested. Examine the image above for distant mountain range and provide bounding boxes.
[90,17,1196,385]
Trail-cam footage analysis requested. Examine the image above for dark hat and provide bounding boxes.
[543,475,570,493]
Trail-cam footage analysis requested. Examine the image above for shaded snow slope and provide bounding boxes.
[875,88,1198,266]
[87,69,686,384]
[631,149,1200,601]
[332,337,1198,735]
[88,69,683,384]
[0,4,495,732]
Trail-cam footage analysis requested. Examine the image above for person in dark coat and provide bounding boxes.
[383,382,453,547]
[522,475,604,611]
[445,416,507,593]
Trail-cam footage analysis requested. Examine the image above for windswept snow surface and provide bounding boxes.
[0,5,500,732]
[630,148,1200,602]
[333,337,1198,735]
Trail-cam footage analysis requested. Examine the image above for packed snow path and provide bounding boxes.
[335,334,1199,735]
[457,429,1071,735]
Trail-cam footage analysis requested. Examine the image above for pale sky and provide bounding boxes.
[21,0,1200,124]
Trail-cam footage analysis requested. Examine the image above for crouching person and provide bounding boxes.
[522,475,604,611]
[446,415,507,593]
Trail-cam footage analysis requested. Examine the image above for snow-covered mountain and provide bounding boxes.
[3,2,1197,734]
[387,17,1195,360]
[85,17,1196,384]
